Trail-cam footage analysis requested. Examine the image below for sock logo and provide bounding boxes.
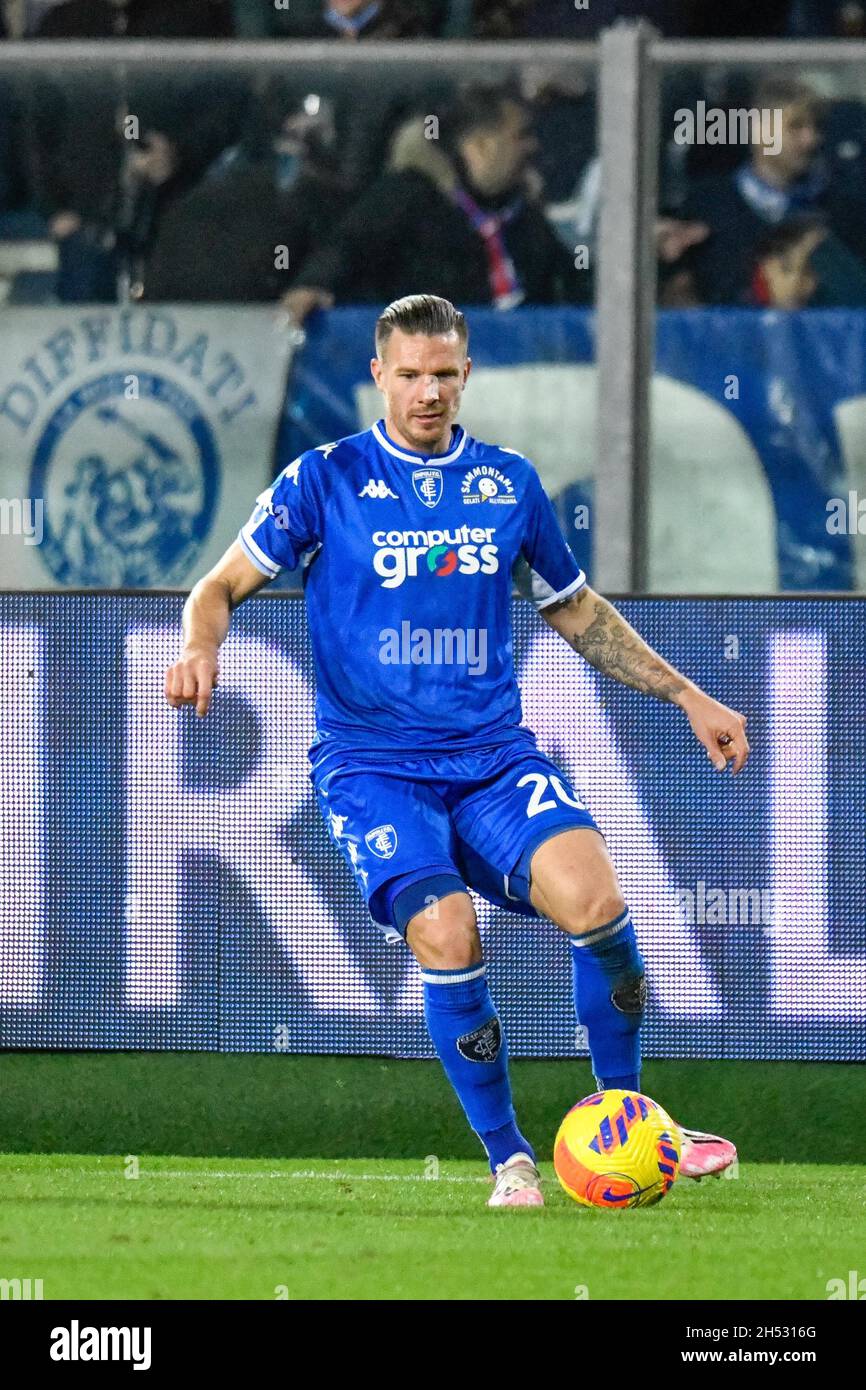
[457,1016,501,1063]
[611,974,647,1016]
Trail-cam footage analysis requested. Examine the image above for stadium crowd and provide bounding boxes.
[0,0,864,308]
[1,2,864,40]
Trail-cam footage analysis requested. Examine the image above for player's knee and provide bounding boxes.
[406,892,481,969]
[558,888,628,938]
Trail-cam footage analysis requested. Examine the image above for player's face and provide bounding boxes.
[371,329,471,453]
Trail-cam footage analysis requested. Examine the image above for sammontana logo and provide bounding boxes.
[461,465,516,505]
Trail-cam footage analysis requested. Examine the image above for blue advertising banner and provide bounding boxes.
[280,306,866,592]
[1,592,864,1060]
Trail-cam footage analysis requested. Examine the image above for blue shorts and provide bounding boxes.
[310,738,602,942]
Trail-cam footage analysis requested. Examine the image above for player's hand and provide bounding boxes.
[165,646,219,718]
[677,688,750,775]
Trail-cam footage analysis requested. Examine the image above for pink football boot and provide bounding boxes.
[677,1126,738,1179]
[487,1152,545,1207]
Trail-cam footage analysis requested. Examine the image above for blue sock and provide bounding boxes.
[421,963,535,1172]
[570,907,645,1092]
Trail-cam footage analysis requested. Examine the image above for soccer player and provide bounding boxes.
[165,294,749,1207]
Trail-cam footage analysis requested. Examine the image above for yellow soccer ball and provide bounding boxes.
[554,1089,682,1209]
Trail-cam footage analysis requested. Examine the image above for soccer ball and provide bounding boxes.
[553,1089,682,1209]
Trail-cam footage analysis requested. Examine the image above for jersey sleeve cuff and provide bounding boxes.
[238,528,281,578]
[533,571,587,611]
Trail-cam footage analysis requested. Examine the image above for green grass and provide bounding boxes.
[1,1055,861,1300]
[0,1153,860,1301]
[0,1053,861,1162]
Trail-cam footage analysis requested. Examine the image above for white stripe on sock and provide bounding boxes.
[570,910,631,947]
[419,965,486,986]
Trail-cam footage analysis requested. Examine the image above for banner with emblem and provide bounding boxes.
[0,307,297,589]
[279,305,866,593]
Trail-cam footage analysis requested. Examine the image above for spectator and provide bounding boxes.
[474,0,843,38]
[0,3,52,33]
[678,79,866,306]
[34,0,233,36]
[280,0,443,39]
[26,0,243,299]
[282,82,592,324]
[744,216,827,308]
[2,1,91,33]
[235,2,452,200]
[678,0,792,36]
[787,1,865,36]
[0,78,41,234]
[519,0,688,37]
[143,92,345,301]
[473,1,696,39]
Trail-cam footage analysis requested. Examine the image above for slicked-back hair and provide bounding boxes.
[375,294,469,358]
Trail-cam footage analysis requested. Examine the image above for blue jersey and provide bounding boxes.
[238,418,585,762]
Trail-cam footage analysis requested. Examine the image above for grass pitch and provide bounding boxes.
[1,1153,861,1301]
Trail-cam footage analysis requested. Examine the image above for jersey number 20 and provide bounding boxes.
[517,772,586,817]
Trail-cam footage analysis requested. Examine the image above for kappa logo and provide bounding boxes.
[461,464,517,505]
[412,468,443,509]
[457,1016,502,1063]
[346,840,369,887]
[358,478,398,500]
[364,824,398,860]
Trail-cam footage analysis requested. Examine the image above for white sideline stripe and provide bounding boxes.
[37,1166,490,1185]
[140,1169,489,1184]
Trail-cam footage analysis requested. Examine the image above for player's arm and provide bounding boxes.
[165,542,269,718]
[540,585,750,774]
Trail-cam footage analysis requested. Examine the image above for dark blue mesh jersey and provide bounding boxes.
[238,418,585,763]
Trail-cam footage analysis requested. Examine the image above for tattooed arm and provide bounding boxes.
[541,585,750,774]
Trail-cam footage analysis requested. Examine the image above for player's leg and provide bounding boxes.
[453,744,736,1179]
[311,758,540,1202]
[528,827,644,1093]
[448,743,641,1091]
[400,882,542,1206]
[529,827,736,1179]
